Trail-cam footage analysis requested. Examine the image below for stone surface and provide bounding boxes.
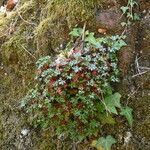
[96,8,121,29]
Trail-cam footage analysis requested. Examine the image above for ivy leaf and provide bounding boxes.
[121,22,127,27]
[120,6,129,14]
[96,135,117,150]
[119,39,127,46]
[85,33,99,47]
[91,140,104,150]
[104,93,121,114]
[130,1,138,7]
[120,106,133,127]
[69,28,82,37]
[113,39,127,50]
[133,13,140,21]
[103,86,113,96]
[120,6,128,14]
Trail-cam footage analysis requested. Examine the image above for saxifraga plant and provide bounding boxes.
[21,27,133,143]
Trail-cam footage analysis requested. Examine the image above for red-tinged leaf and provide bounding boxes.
[92,70,98,76]
[57,87,63,95]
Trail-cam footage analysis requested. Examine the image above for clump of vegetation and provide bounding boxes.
[120,0,140,27]
[21,27,133,145]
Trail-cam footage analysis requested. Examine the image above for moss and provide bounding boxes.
[1,0,106,61]
[34,0,105,54]
[46,0,103,27]
[131,92,150,149]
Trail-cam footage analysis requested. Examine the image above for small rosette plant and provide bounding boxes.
[21,28,133,141]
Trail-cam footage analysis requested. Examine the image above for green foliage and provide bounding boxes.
[120,106,133,127]
[21,27,133,142]
[96,135,117,150]
[121,0,140,26]
[104,93,121,115]
[99,114,116,125]
[69,28,83,37]
[121,6,129,14]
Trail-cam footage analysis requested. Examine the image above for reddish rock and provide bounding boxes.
[118,47,133,76]
[96,9,121,29]
[6,0,18,11]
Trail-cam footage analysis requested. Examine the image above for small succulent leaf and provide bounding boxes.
[85,30,90,35]
[120,6,129,14]
[121,22,127,27]
[36,56,51,68]
[96,135,117,150]
[69,28,82,37]
[20,100,26,108]
[120,106,133,127]
[133,13,140,21]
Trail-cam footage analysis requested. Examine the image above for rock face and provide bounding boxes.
[0,0,150,149]
[96,9,121,29]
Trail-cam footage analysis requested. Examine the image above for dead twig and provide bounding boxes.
[139,66,150,70]
[132,55,150,78]
[82,22,86,41]
[21,45,36,59]
[14,0,36,26]
[135,55,140,73]
[17,11,36,26]
[126,86,140,105]
[132,71,148,78]
[71,141,80,150]
[81,22,87,50]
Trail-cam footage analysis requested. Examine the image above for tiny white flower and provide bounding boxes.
[21,129,29,136]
